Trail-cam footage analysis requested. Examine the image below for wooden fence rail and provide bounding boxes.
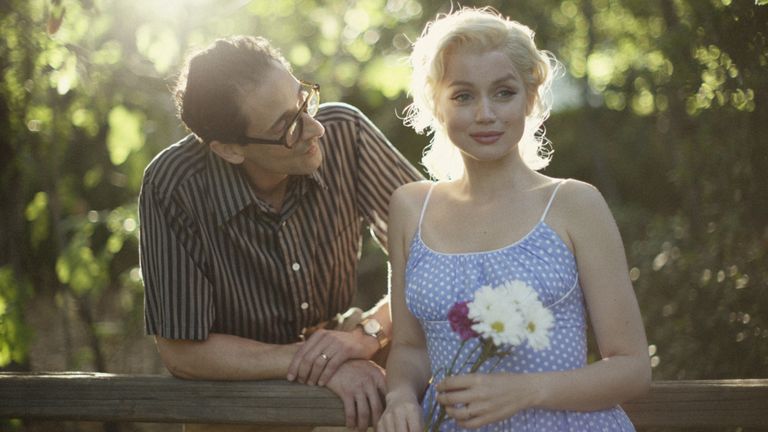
[1,373,767,429]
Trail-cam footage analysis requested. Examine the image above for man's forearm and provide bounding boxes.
[156,333,300,380]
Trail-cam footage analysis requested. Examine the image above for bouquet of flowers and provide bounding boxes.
[424,280,554,431]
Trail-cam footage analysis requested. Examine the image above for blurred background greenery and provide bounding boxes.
[0,0,766,430]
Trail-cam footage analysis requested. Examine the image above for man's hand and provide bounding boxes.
[287,327,378,386]
[324,359,386,431]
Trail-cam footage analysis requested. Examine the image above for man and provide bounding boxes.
[138,35,423,431]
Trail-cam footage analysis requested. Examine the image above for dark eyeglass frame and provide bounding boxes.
[237,80,320,148]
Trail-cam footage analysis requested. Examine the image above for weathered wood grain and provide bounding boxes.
[0,372,343,425]
[1,373,767,428]
[623,379,768,428]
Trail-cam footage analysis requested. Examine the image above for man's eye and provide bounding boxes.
[272,121,287,135]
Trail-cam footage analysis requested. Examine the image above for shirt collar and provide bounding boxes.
[206,151,329,226]
[308,169,328,191]
[206,150,257,226]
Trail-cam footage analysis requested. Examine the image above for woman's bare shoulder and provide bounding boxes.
[551,179,619,243]
[391,180,434,212]
[556,179,609,213]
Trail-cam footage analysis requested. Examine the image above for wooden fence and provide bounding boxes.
[1,373,767,429]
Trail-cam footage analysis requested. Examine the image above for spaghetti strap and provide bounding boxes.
[540,180,568,222]
[417,183,437,232]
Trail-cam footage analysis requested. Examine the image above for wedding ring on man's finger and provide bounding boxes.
[320,353,329,361]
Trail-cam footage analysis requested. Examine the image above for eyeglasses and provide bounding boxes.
[238,80,320,148]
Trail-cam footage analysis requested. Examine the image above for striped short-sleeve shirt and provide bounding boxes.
[139,103,423,344]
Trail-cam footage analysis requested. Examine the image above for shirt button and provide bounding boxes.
[292,262,301,271]
[300,302,309,310]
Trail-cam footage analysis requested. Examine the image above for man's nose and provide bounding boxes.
[303,113,325,140]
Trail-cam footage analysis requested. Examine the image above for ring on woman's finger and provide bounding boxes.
[320,353,329,361]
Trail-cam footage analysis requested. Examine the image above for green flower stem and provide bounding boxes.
[488,348,511,372]
[447,339,467,375]
[427,339,501,431]
[426,339,472,432]
[456,341,483,374]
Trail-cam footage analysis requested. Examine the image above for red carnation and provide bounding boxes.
[447,301,479,341]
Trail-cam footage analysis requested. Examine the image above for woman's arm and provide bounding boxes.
[378,183,433,432]
[532,180,651,410]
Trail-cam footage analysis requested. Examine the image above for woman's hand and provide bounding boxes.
[377,390,423,432]
[287,327,378,386]
[436,372,539,429]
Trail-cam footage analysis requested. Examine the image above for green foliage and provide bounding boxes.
[0,0,766,401]
[0,267,30,366]
[106,105,145,166]
[539,0,768,381]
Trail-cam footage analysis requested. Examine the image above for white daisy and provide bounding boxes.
[524,301,555,351]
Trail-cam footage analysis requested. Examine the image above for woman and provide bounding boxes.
[378,7,650,431]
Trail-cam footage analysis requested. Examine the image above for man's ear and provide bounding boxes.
[209,140,245,165]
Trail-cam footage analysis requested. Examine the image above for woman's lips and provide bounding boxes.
[470,131,504,144]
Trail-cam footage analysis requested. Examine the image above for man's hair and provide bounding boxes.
[173,35,291,143]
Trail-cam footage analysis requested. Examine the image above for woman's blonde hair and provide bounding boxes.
[404,7,559,180]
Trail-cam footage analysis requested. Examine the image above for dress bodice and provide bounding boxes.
[403,181,635,431]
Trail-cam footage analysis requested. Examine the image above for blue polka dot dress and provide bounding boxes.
[405,181,635,431]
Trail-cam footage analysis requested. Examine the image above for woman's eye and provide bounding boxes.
[496,89,517,98]
[451,93,472,103]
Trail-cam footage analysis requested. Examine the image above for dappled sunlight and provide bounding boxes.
[138,0,206,20]
[0,0,766,390]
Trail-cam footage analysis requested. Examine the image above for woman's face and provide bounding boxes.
[435,47,529,165]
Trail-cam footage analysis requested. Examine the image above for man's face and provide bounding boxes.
[232,64,325,179]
